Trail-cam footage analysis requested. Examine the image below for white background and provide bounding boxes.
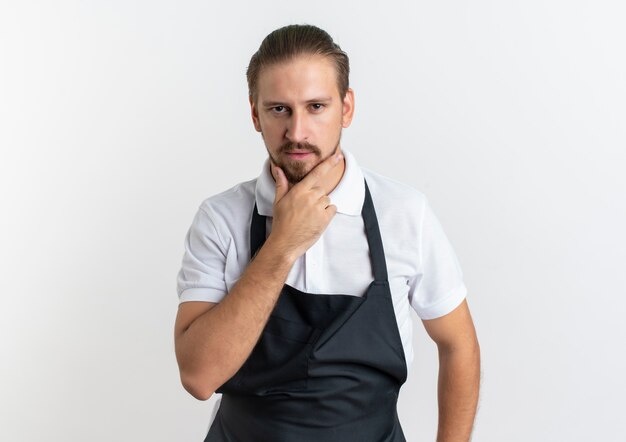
[1,1,625,441]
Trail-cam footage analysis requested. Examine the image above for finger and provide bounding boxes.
[273,166,288,202]
[309,185,328,198]
[325,204,338,218]
[318,194,332,208]
[299,151,343,189]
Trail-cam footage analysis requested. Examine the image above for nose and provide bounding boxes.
[285,110,309,143]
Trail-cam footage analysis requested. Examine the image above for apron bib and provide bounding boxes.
[205,179,408,441]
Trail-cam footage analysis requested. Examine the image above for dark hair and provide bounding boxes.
[246,24,350,104]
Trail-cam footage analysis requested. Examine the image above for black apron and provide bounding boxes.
[205,179,408,441]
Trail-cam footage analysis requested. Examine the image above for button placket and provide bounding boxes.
[305,235,325,292]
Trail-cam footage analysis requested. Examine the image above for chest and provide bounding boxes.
[220,202,420,374]
[223,212,417,304]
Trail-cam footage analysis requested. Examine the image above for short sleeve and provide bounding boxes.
[408,198,467,320]
[176,206,229,304]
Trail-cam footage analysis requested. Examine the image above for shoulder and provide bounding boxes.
[360,167,429,250]
[198,178,257,219]
[361,167,427,214]
[200,178,257,211]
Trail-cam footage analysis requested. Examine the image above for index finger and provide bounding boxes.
[298,152,343,189]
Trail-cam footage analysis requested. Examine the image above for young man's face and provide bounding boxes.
[250,54,354,185]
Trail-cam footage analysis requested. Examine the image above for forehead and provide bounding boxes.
[256,54,340,103]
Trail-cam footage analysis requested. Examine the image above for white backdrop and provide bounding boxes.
[1,1,625,441]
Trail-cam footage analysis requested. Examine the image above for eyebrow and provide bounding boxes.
[262,97,333,107]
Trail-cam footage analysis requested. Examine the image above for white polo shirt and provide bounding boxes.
[177,148,467,374]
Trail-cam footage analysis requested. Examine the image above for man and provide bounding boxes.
[175,24,480,441]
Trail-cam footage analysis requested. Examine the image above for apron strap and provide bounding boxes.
[250,201,266,260]
[362,179,389,282]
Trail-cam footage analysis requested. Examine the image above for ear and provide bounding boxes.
[249,95,262,132]
[341,88,355,128]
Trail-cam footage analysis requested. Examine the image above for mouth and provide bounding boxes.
[285,151,313,160]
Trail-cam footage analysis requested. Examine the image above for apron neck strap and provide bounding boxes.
[362,179,389,281]
[250,201,266,261]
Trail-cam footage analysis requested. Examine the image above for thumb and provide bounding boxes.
[273,166,288,202]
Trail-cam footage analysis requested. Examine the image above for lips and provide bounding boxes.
[285,151,313,159]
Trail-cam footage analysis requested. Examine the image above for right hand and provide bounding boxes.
[269,152,343,260]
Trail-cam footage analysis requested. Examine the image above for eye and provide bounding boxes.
[271,105,288,114]
[310,103,325,111]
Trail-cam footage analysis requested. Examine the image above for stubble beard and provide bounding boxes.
[266,133,342,185]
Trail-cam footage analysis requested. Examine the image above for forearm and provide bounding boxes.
[436,342,481,442]
[176,236,296,399]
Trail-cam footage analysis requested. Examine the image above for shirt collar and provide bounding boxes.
[255,147,365,217]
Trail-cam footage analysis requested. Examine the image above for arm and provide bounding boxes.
[174,152,343,400]
[422,299,481,442]
[174,236,297,400]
